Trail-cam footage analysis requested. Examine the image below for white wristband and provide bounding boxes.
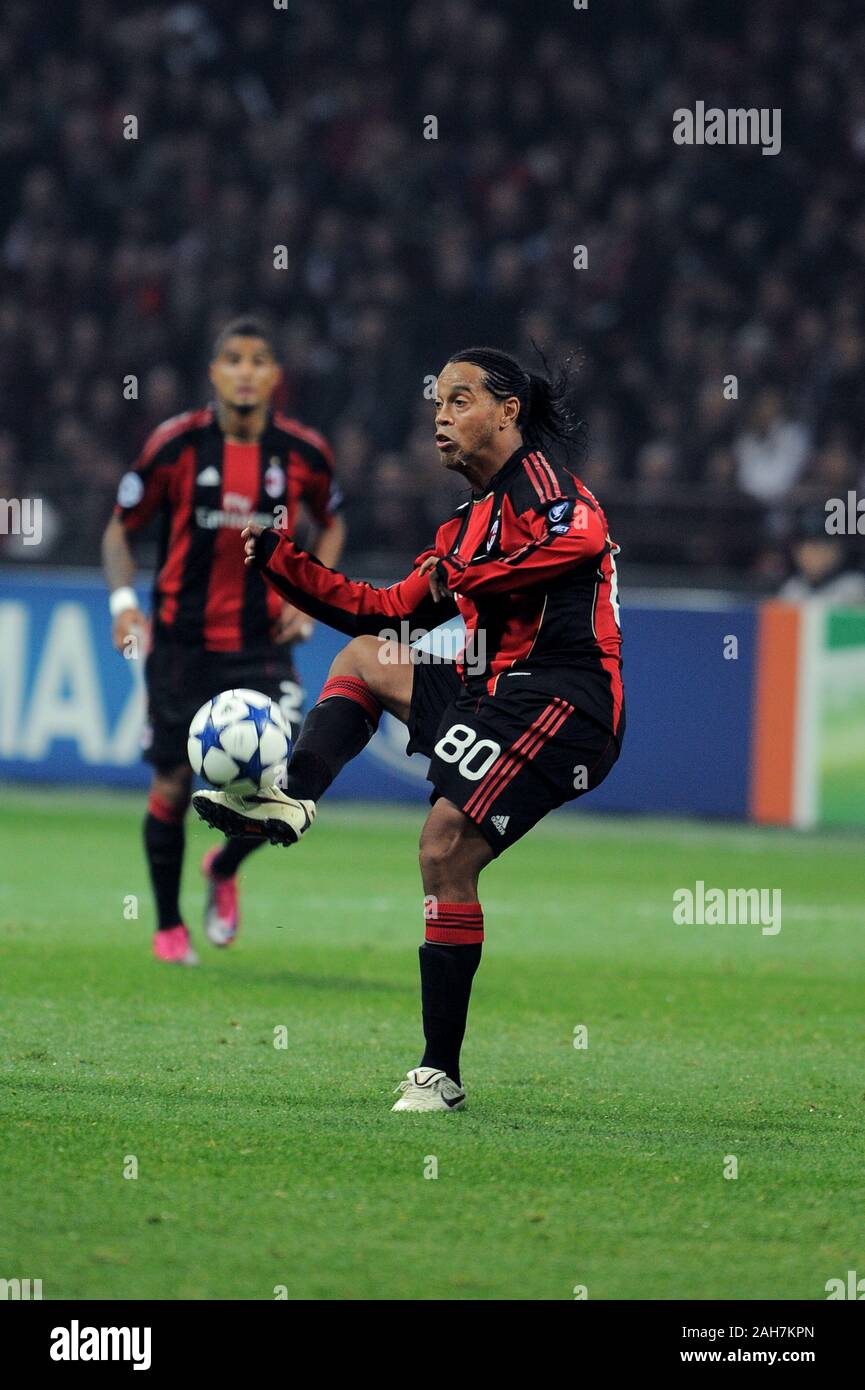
[109,586,140,618]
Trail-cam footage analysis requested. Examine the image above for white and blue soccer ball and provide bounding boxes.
[188,688,291,794]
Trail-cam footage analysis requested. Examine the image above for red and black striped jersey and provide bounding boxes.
[114,406,341,652]
[254,444,624,737]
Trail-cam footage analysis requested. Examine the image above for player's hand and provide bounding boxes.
[242,523,265,567]
[274,603,314,644]
[112,608,149,653]
[418,554,449,602]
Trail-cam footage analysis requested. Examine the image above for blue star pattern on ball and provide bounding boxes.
[197,713,226,759]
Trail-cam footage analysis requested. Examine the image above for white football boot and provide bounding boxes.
[391,1066,466,1112]
[192,786,316,847]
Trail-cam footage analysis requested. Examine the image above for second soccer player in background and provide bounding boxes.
[102,317,346,963]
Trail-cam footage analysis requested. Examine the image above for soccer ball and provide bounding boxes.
[188,688,291,794]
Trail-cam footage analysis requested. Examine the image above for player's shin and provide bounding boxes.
[209,836,264,877]
[145,792,186,929]
[281,676,382,800]
[418,903,484,1087]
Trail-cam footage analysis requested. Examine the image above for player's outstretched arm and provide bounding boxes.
[435,496,612,596]
[243,525,457,638]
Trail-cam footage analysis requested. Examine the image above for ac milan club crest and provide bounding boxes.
[264,458,285,499]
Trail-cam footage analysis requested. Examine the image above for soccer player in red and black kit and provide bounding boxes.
[102,317,345,964]
[195,348,623,1107]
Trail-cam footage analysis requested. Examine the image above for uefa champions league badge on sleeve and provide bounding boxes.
[547,498,574,534]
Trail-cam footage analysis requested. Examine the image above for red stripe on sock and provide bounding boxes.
[147,793,186,825]
[318,675,382,727]
[424,900,484,945]
[425,924,484,944]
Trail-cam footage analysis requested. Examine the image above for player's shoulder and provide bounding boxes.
[508,448,602,515]
[272,412,335,470]
[139,407,214,469]
[448,498,473,521]
[430,497,470,556]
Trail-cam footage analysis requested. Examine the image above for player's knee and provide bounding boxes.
[418,829,448,880]
[419,804,484,890]
[330,635,382,684]
[328,634,411,716]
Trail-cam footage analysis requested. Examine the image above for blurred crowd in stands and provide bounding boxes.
[1,0,863,589]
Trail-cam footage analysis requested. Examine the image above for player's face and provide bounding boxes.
[209,336,281,411]
[434,362,512,470]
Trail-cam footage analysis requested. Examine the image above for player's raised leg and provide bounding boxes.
[192,635,413,842]
[146,764,199,965]
[392,799,492,1112]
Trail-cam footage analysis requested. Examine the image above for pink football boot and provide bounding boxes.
[153,924,199,965]
[201,847,240,947]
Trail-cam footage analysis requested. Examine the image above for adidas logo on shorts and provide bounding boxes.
[491,814,510,835]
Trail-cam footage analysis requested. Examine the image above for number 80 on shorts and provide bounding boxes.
[433,724,502,781]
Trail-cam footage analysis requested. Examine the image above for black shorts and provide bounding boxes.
[407,659,621,855]
[143,638,305,771]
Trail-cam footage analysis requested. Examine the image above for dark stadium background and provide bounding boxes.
[0,0,862,586]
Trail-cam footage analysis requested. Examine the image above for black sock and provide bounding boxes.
[211,837,264,878]
[144,805,186,930]
[418,902,484,1086]
[283,676,381,801]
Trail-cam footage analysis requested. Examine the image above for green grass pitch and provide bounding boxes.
[1,786,862,1301]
